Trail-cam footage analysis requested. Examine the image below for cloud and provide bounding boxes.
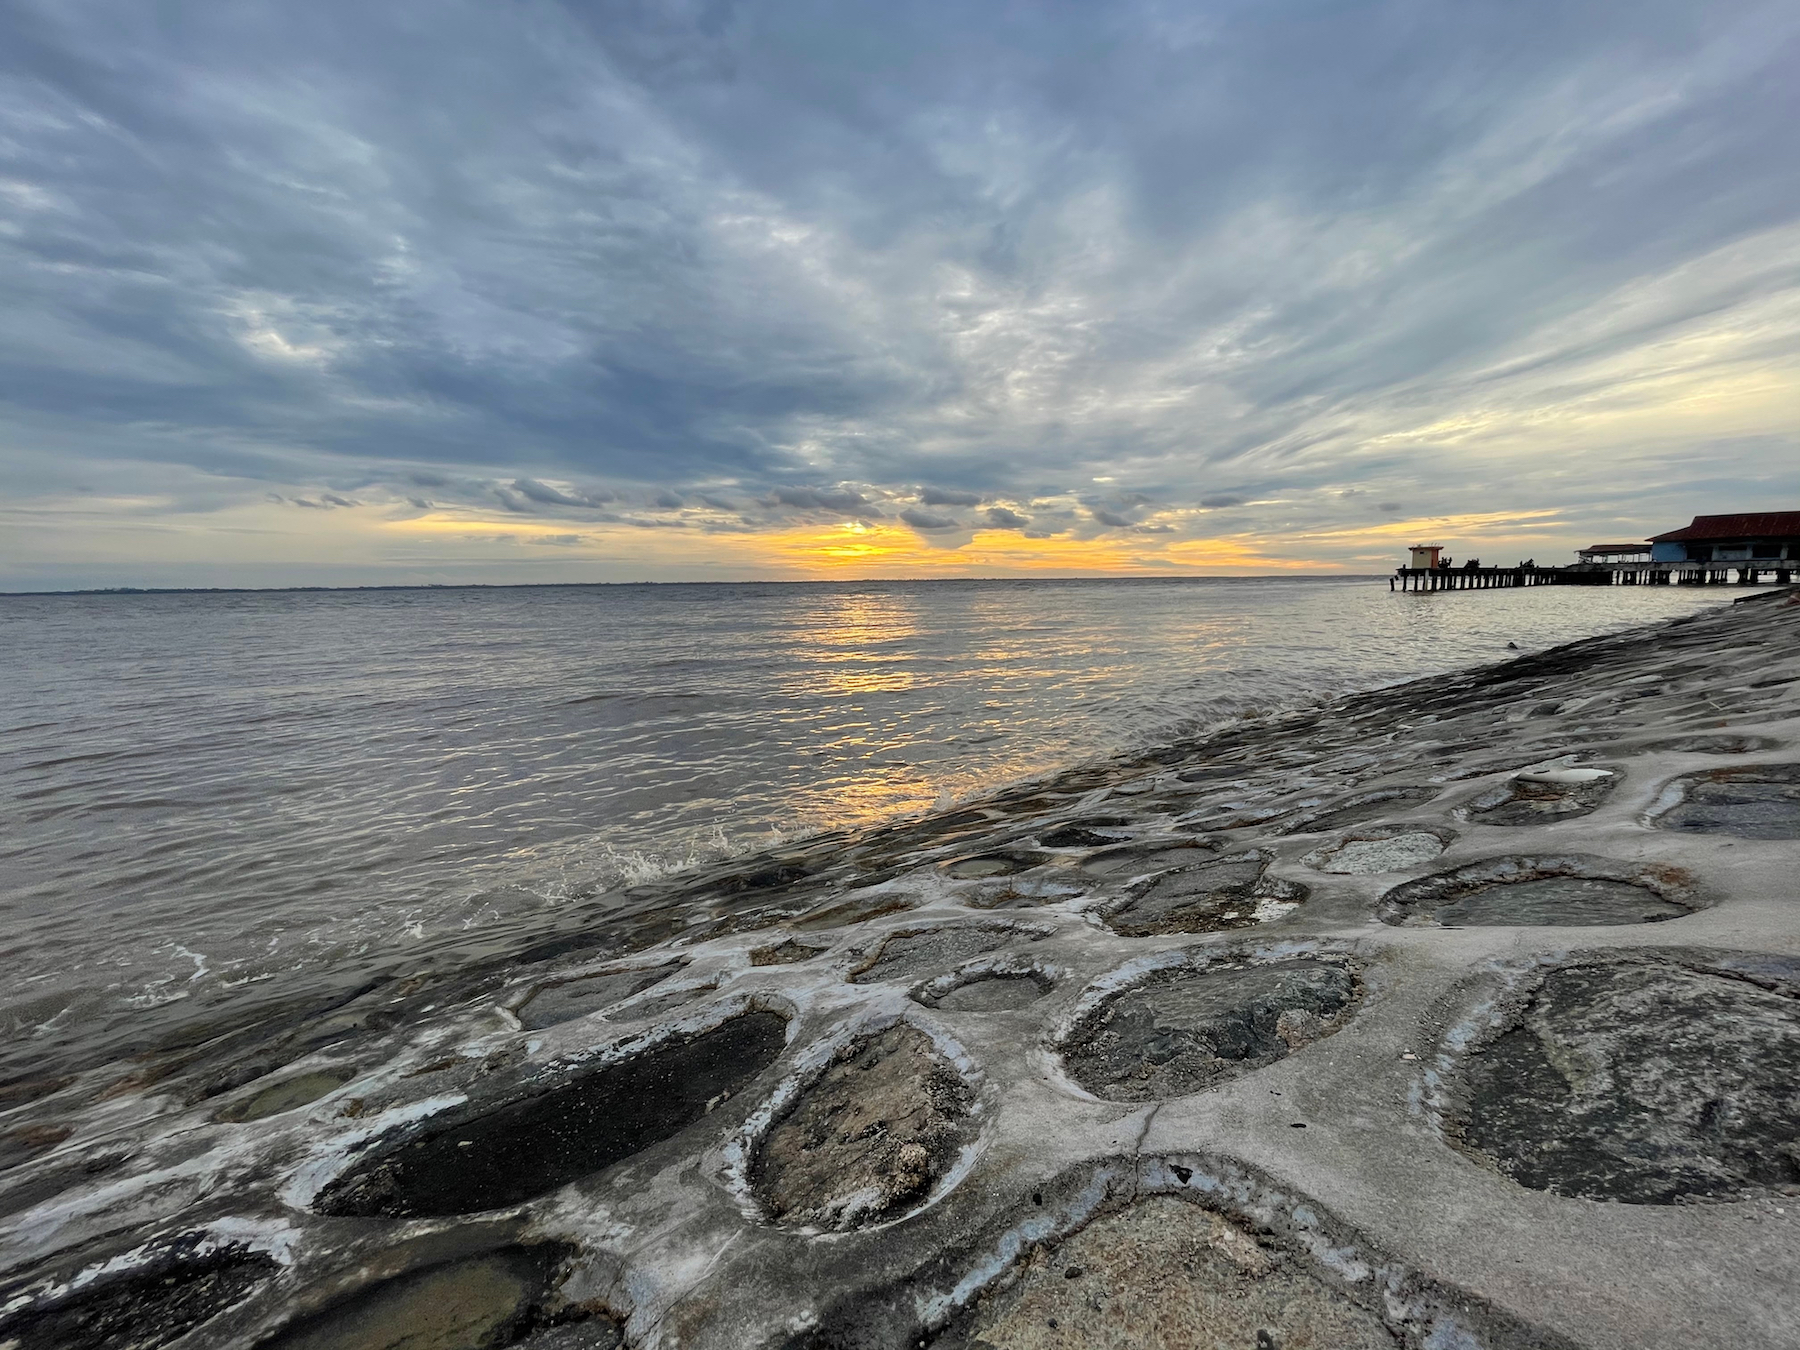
[920,487,983,506]
[512,478,613,508]
[1,0,1797,585]
[900,508,960,531]
[985,505,1030,529]
[769,486,870,512]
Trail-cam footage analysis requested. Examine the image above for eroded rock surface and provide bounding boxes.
[1061,955,1358,1101]
[515,968,675,1030]
[752,1025,973,1230]
[852,926,1039,985]
[258,1246,611,1350]
[1458,956,1800,1202]
[1304,826,1447,875]
[1277,786,1437,834]
[1380,856,1698,927]
[0,1244,275,1350]
[1102,852,1303,937]
[1650,763,1800,839]
[315,1011,788,1218]
[949,1197,1395,1350]
[1461,768,1616,826]
[215,1070,352,1123]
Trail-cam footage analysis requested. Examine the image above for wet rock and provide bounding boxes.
[1275,786,1437,834]
[915,966,1056,1013]
[215,1069,354,1123]
[950,1197,1394,1349]
[0,1122,72,1170]
[514,967,677,1031]
[259,1246,597,1350]
[1035,821,1130,849]
[1079,843,1214,877]
[751,1024,974,1231]
[314,1011,788,1218]
[1461,767,1616,826]
[852,925,1044,986]
[0,1241,276,1350]
[1102,852,1304,937]
[1456,955,1800,1203]
[1640,733,1782,754]
[793,894,919,931]
[944,852,1052,880]
[1060,954,1359,1101]
[1650,763,1800,840]
[1379,855,1700,927]
[1303,825,1448,875]
[750,939,828,967]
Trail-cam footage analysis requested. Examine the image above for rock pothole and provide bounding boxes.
[1058,949,1361,1101]
[850,925,1046,986]
[1274,786,1438,835]
[1648,763,1800,840]
[215,1069,353,1123]
[1454,953,1800,1203]
[313,1010,789,1218]
[1079,842,1215,877]
[943,852,1051,880]
[1378,855,1701,927]
[913,962,1057,1012]
[1100,851,1304,937]
[948,1196,1395,1349]
[1460,767,1616,826]
[1303,825,1450,875]
[749,1024,976,1231]
[513,966,678,1031]
[0,1241,276,1350]
[258,1245,617,1350]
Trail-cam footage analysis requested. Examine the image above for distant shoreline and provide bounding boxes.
[0,574,1388,598]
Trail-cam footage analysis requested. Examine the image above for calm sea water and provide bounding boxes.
[0,577,1729,1076]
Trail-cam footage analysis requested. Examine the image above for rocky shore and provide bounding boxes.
[2,590,1798,1350]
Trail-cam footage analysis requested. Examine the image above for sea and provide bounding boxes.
[0,576,1731,1081]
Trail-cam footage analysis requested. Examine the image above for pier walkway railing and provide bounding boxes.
[1392,562,1796,593]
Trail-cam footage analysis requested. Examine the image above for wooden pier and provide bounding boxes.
[1392,562,1796,593]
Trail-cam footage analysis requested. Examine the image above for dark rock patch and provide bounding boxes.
[215,1069,353,1123]
[314,1011,788,1218]
[1461,768,1616,826]
[1380,855,1699,928]
[1036,821,1131,849]
[793,894,918,931]
[1060,953,1360,1101]
[852,926,1043,986]
[1457,955,1800,1203]
[751,1024,974,1230]
[750,939,829,967]
[0,1241,276,1350]
[514,968,676,1031]
[1102,852,1304,937]
[1650,763,1800,840]
[258,1245,609,1350]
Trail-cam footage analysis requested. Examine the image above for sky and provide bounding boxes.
[2,0,1798,589]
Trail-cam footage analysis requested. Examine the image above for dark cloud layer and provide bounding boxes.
[1,0,1797,584]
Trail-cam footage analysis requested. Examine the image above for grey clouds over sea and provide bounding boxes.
[2,0,1797,586]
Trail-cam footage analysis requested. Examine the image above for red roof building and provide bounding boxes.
[1648,512,1800,563]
